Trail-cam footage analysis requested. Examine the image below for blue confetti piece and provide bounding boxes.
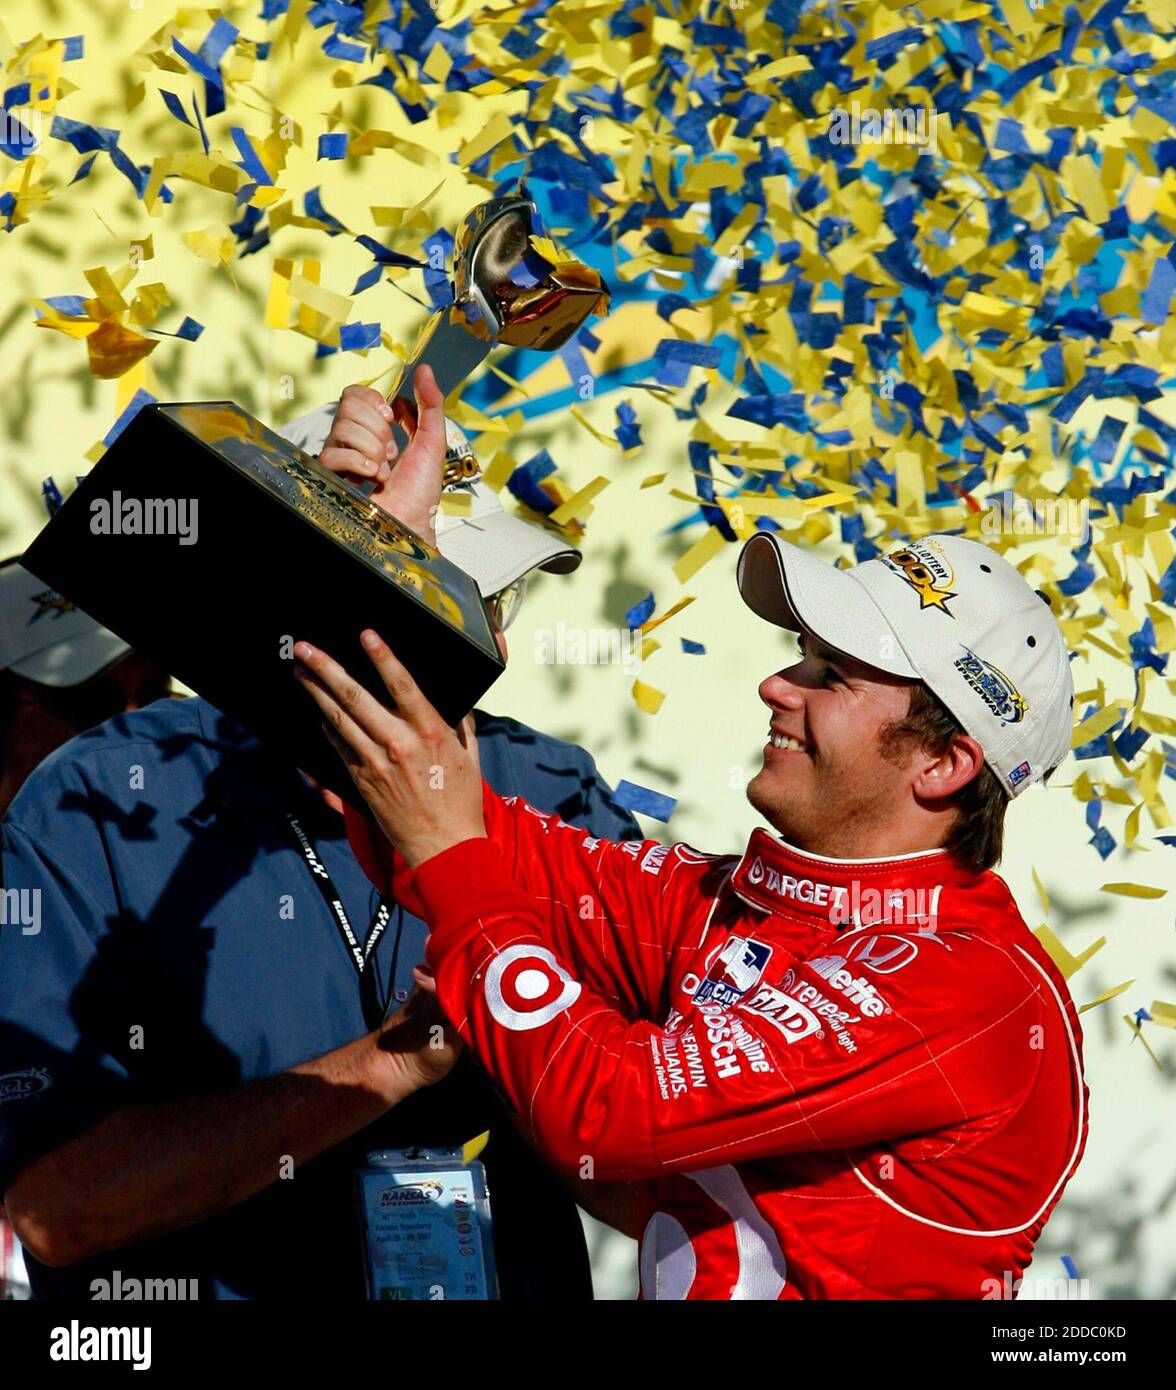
[506,449,557,514]
[230,126,273,185]
[615,400,641,450]
[43,295,88,317]
[422,228,455,308]
[1090,415,1125,465]
[160,90,193,128]
[318,132,349,160]
[681,638,705,655]
[198,16,239,68]
[1141,255,1176,326]
[171,37,221,89]
[63,35,84,61]
[351,263,383,294]
[339,321,381,351]
[175,317,204,341]
[103,389,157,448]
[324,32,367,63]
[41,477,64,517]
[1089,826,1116,860]
[69,153,98,185]
[49,114,117,153]
[611,779,677,822]
[304,186,348,234]
[625,592,655,629]
[1060,1255,1081,1281]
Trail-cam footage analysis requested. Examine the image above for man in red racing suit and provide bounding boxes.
[295,521,1089,1300]
[345,771,1088,1301]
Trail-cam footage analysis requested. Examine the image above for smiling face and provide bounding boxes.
[746,630,935,857]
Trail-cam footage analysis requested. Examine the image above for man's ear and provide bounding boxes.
[911,733,985,804]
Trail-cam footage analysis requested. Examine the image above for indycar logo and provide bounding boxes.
[485,943,581,1032]
[694,935,774,1008]
[954,645,1027,724]
[882,541,958,616]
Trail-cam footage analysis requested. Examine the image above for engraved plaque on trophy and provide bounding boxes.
[23,401,503,800]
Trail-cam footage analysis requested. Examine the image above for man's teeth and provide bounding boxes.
[770,733,805,751]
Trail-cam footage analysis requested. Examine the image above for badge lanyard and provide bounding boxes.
[285,812,401,1030]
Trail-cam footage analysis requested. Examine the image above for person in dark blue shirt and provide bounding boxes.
[0,376,642,1299]
[0,692,639,1300]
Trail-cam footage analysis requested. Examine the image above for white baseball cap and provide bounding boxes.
[279,403,581,598]
[736,533,1075,797]
[0,556,130,688]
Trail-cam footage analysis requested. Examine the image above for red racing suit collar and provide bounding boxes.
[729,828,979,932]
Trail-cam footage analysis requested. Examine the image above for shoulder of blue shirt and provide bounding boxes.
[2,695,646,846]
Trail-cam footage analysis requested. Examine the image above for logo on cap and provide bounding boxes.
[882,541,958,616]
[29,590,75,624]
[954,646,1028,725]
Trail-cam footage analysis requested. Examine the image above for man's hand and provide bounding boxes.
[375,982,462,1090]
[318,365,447,548]
[293,628,486,868]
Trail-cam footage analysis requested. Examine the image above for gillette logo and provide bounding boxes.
[805,958,890,1017]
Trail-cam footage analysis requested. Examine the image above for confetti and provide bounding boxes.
[611,780,677,823]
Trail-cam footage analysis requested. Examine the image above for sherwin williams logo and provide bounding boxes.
[882,541,958,616]
[954,646,1028,724]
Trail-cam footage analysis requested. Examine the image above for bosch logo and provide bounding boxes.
[485,944,582,1032]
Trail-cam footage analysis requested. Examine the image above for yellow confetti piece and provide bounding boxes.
[632,678,665,715]
[86,321,157,380]
[1100,882,1167,899]
[288,273,352,322]
[423,43,453,83]
[181,227,234,267]
[549,476,610,525]
[1033,927,1105,980]
[481,450,515,492]
[1121,1014,1163,1071]
[440,492,473,515]
[1149,1001,1176,1029]
[641,473,666,488]
[458,110,515,168]
[1077,979,1133,1014]
[1070,702,1128,748]
[462,1131,489,1164]
[672,524,727,584]
[265,257,294,329]
[640,596,695,635]
[1031,866,1050,916]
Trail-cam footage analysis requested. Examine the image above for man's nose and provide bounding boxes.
[759,665,806,709]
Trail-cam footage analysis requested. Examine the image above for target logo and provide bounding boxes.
[485,944,582,1032]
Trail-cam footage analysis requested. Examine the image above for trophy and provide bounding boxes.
[387,195,609,408]
[21,199,609,800]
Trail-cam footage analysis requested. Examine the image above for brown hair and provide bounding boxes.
[879,682,1007,873]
